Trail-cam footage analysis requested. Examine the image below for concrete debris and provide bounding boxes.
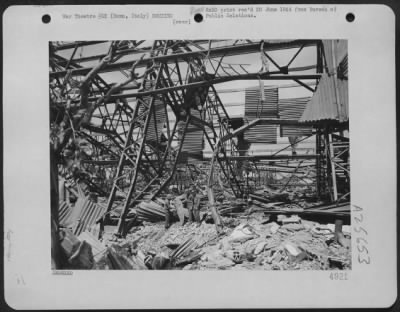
[59,228,94,269]
[281,223,305,231]
[228,223,258,243]
[78,231,106,262]
[281,215,301,224]
[86,207,351,270]
[268,222,280,234]
[56,169,351,271]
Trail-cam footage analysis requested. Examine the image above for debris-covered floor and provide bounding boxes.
[95,211,351,271]
[58,184,351,271]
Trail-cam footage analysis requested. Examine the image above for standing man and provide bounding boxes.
[164,194,173,229]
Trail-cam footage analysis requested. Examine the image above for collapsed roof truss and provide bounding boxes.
[50,39,324,236]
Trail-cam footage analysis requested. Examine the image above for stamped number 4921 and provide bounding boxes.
[353,204,370,264]
[329,272,348,280]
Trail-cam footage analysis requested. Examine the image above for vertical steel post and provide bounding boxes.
[116,45,168,235]
[331,40,343,122]
[328,132,338,201]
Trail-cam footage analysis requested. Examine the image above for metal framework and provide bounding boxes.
[50,39,340,236]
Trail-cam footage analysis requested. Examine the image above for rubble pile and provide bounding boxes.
[60,206,351,270]
[57,178,351,271]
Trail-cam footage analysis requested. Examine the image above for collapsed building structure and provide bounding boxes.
[49,40,350,270]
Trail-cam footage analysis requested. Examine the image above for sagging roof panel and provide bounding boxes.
[299,73,348,123]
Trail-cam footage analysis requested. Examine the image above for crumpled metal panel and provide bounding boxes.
[299,73,348,123]
[60,196,107,235]
[73,198,107,236]
[59,200,72,226]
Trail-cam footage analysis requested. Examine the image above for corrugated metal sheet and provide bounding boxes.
[146,97,166,142]
[245,124,277,143]
[299,73,348,123]
[73,198,107,236]
[138,80,167,143]
[179,110,204,155]
[279,97,312,137]
[279,97,310,120]
[280,125,313,137]
[59,200,72,226]
[244,87,279,118]
[59,196,107,236]
[244,87,278,143]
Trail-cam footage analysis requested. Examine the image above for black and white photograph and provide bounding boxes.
[49,39,350,271]
[4,4,396,309]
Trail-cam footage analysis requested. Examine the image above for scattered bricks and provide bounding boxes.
[228,223,258,243]
[255,256,264,266]
[151,249,171,270]
[277,215,287,223]
[68,240,94,269]
[311,225,332,236]
[202,250,235,269]
[269,222,280,234]
[60,228,80,257]
[271,249,284,263]
[342,225,351,235]
[200,254,208,261]
[281,223,305,231]
[290,231,313,244]
[326,223,336,233]
[281,215,301,225]
[283,242,307,263]
[303,223,312,231]
[264,241,280,251]
[78,231,106,262]
[254,241,268,255]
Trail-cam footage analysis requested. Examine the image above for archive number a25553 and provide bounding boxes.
[353,205,370,265]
